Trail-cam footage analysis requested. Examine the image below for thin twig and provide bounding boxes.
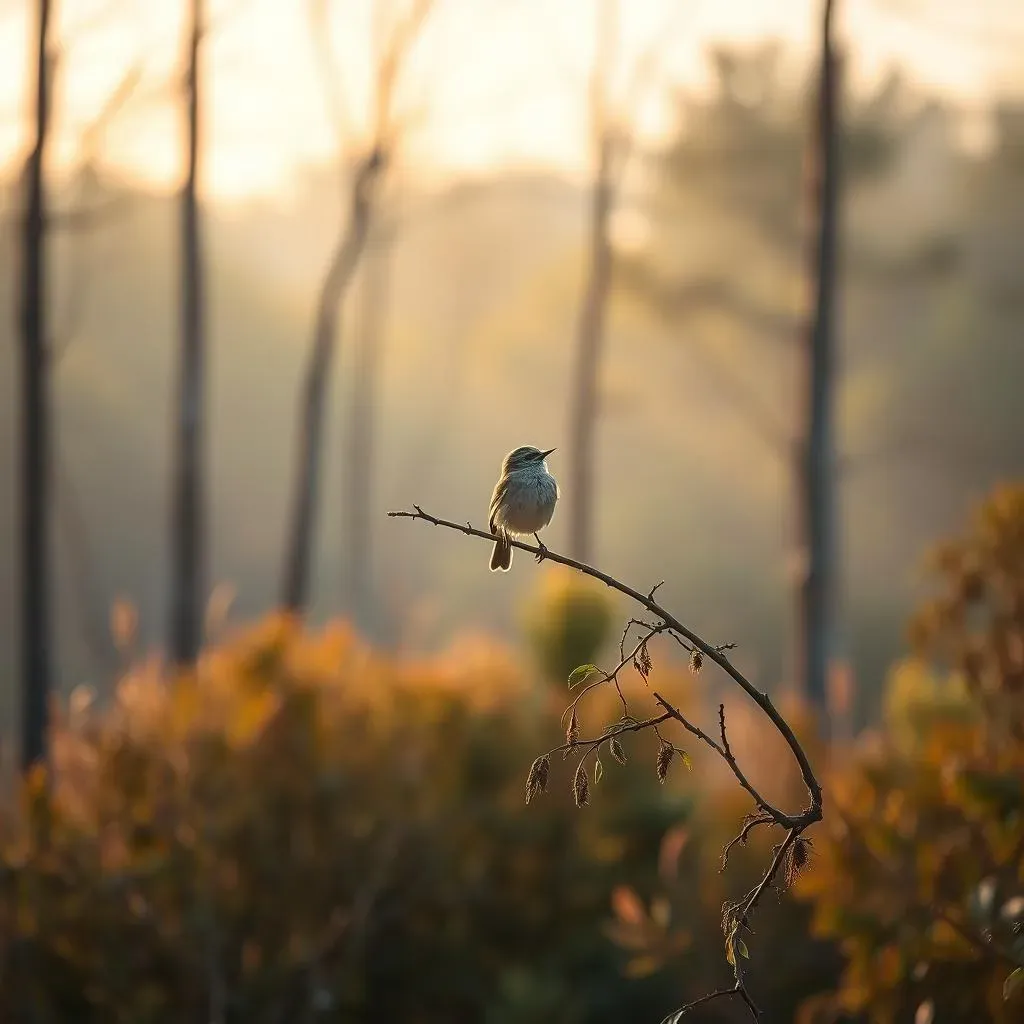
[653,695,794,828]
[562,625,664,725]
[661,985,758,1022]
[739,829,799,927]
[546,712,674,761]
[721,812,775,871]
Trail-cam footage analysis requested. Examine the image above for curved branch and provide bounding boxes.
[388,504,823,1017]
[387,505,823,827]
[661,985,758,1022]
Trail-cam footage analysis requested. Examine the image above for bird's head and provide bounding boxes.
[503,446,556,473]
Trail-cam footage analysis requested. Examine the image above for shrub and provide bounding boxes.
[0,615,692,1024]
[797,485,1024,1023]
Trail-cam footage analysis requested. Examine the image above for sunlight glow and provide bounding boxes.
[0,0,1021,201]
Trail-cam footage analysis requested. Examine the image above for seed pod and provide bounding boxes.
[656,741,675,783]
[634,642,653,681]
[784,836,813,888]
[573,759,590,807]
[525,755,550,804]
[566,708,580,748]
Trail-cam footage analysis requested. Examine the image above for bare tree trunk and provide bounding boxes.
[794,0,840,727]
[18,0,53,770]
[281,153,381,614]
[169,0,206,665]
[567,137,614,564]
[345,224,392,621]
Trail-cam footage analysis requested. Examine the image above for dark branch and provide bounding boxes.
[387,505,821,827]
[652,695,795,828]
[721,812,775,871]
[547,712,674,761]
[739,828,799,927]
[387,504,823,1017]
[661,985,758,1022]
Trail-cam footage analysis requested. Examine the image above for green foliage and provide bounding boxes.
[522,568,615,687]
[568,664,601,688]
[797,484,1024,1023]
[0,615,692,1024]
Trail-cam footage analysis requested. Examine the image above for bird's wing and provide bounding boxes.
[488,477,508,533]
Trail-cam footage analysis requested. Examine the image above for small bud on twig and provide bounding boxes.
[689,649,703,675]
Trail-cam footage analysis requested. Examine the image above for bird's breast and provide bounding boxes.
[495,472,558,535]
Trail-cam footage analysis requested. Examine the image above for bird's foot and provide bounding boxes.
[533,534,549,563]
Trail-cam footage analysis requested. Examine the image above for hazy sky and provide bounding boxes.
[1,0,1022,201]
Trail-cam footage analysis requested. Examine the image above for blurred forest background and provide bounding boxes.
[1,0,1024,1021]
[2,0,1023,719]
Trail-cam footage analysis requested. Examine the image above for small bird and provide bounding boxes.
[488,445,559,572]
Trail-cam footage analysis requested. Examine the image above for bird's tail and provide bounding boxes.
[489,530,513,572]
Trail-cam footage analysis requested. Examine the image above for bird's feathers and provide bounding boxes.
[488,445,558,573]
[489,531,513,571]
[488,476,509,532]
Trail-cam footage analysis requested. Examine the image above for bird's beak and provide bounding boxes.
[541,448,557,459]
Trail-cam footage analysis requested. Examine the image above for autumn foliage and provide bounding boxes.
[0,609,700,1023]
[796,485,1024,1023]
[2,488,1023,1023]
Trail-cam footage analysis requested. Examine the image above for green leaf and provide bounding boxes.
[594,758,604,785]
[736,938,749,959]
[679,750,693,771]
[1005,967,1024,1002]
[568,664,600,687]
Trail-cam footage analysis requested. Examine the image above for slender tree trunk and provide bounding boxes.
[567,137,614,564]
[794,0,840,727]
[170,0,206,665]
[281,154,381,613]
[18,0,52,770]
[345,225,392,621]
